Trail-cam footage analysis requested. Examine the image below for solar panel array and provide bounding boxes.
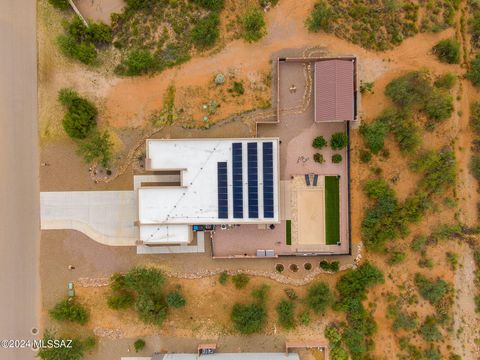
[247,142,259,218]
[232,143,243,218]
[263,142,274,218]
[217,162,228,219]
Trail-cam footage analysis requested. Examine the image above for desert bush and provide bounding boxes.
[107,291,134,310]
[420,315,443,341]
[57,34,97,64]
[134,339,145,352]
[228,81,245,95]
[251,284,270,304]
[411,235,428,252]
[37,331,96,360]
[65,17,112,46]
[360,119,389,154]
[414,273,449,305]
[320,260,340,272]
[77,130,113,168]
[232,273,249,289]
[49,299,89,325]
[166,291,186,308]
[135,292,168,325]
[434,73,457,89]
[116,49,156,76]
[48,0,70,10]
[276,300,296,329]
[312,135,327,149]
[231,303,267,334]
[432,38,460,64]
[330,132,348,150]
[306,1,336,33]
[467,56,480,86]
[336,262,384,306]
[325,325,349,360]
[470,101,480,134]
[313,153,324,163]
[241,8,266,42]
[411,148,456,193]
[124,267,166,296]
[219,271,229,285]
[360,82,374,94]
[58,88,97,139]
[299,310,311,326]
[191,0,225,11]
[284,288,298,300]
[389,117,421,153]
[471,11,480,48]
[359,149,372,163]
[424,89,454,123]
[305,282,332,314]
[470,154,480,181]
[332,154,342,164]
[387,249,406,265]
[385,71,431,108]
[191,13,220,49]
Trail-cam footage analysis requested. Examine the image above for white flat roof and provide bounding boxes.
[140,138,279,225]
[140,224,190,244]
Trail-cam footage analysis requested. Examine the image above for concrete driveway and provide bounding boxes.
[0,1,40,359]
[41,191,138,246]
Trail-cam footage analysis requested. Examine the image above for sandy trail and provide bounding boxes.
[452,245,480,359]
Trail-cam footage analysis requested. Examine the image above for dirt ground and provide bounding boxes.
[38,0,480,358]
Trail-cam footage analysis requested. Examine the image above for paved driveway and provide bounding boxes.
[0,1,40,359]
[41,191,138,246]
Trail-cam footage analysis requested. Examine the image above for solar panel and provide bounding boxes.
[217,162,228,219]
[247,142,258,218]
[232,143,243,218]
[262,142,274,218]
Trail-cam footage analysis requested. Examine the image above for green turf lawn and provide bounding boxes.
[325,176,340,245]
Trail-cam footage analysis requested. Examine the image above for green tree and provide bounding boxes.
[57,35,97,65]
[116,49,155,76]
[305,282,332,314]
[191,13,220,49]
[332,154,343,163]
[424,90,454,123]
[231,303,267,334]
[241,8,266,42]
[166,291,186,308]
[330,132,348,150]
[58,88,97,139]
[124,267,166,296]
[385,71,431,108]
[432,38,460,64]
[135,293,168,326]
[49,299,89,325]
[306,1,336,32]
[37,331,96,360]
[276,299,296,329]
[312,135,327,149]
[359,120,389,154]
[77,130,113,168]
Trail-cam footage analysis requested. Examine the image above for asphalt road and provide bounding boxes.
[0,1,40,359]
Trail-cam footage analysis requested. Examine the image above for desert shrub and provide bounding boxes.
[241,8,266,42]
[166,291,186,308]
[446,252,459,270]
[325,325,349,360]
[48,0,70,10]
[37,331,96,360]
[359,149,372,163]
[219,271,229,285]
[385,71,431,108]
[313,153,324,163]
[251,284,270,304]
[332,154,343,163]
[299,310,311,326]
[434,73,457,89]
[228,81,245,95]
[57,34,97,64]
[124,267,166,296]
[231,303,267,334]
[135,292,168,325]
[419,257,434,268]
[305,282,332,314]
[411,148,456,192]
[77,130,113,167]
[432,38,460,64]
[470,101,480,134]
[58,88,97,139]
[49,299,89,325]
[134,339,146,352]
[388,117,420,153]
[276,300,296,329]
[306,1,336,32]
[232,273,249,289]
[467,56,480,86]
[284,288,298,300]
[191,13,220,49]
[393,312,417,331]
[312,135,327,149]
[116,49,155,76]
[330,132,348,150]
[420,316,443,341]
[387,249,406,265]
[360,119,389,154]
[411,235,427,252]
[125,0,157,10]
[424,89,454,123]
[471,11,480,48]
[65,17,112,46]
[414,273,449,305]
[470,155,480,181]
[107,291,135,310]
[191,0,225,11]
[320,260,340,272]
[360,82,374,94]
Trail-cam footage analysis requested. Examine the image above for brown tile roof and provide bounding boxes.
[314,60,354,122]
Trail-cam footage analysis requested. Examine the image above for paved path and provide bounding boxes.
[0,1,40,359]
[41,191,138,246]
